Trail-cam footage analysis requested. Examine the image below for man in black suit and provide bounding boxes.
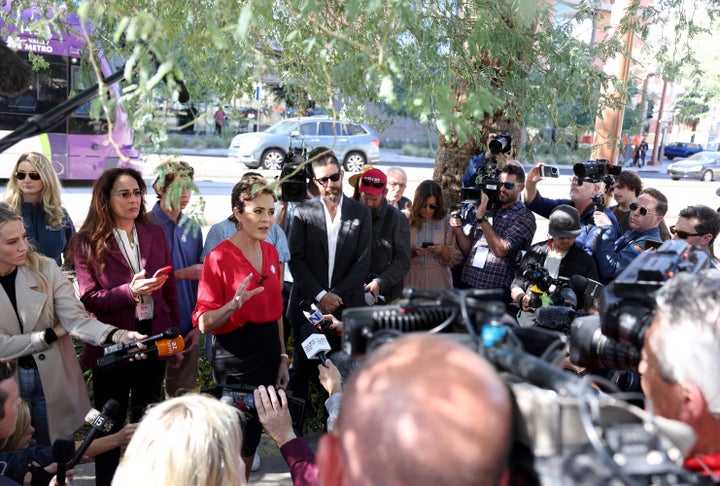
[287,147,372,401]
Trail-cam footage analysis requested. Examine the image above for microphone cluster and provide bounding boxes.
[97,327,184,368]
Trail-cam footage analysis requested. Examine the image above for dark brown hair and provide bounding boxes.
[409,180,445,228]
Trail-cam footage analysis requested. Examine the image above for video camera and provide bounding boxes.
[569,240,710,372]
[340,283,701,485]
[573,158,622,212]
[460,133,513,207]
[280,133,310,202]
[521,263,577,311]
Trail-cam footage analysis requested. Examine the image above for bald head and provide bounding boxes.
[317,334,512,486]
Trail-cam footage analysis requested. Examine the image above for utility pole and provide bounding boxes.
[650,77,669,166]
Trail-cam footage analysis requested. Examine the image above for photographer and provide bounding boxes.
[510,205,598,325]
[639,270,720,477]
[593,188,667,283]
[452,164,536,303]
[524,162,621,255]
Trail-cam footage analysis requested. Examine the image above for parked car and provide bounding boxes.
[667,151,720,181]
[663,142,703,160]
[228,117,380,171]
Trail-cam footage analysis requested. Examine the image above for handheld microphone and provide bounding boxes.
[51,438,74,485]
[68,399,120,469]
[299,323,331,367]
[301,300,325,328]
[534,306,585,334]
[103,327,180,356]
[97,336,185,368]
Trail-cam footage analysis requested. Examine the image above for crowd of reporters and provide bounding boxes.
[1,141,720,485]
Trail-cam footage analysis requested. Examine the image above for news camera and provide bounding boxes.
[280,134,310,202]
[569,240,711,372]
[573,158,622,212]
[340,284,703,485]
[460,133,513,207]
[521,263,578,311]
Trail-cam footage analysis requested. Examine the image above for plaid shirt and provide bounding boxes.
[461,201,536,290]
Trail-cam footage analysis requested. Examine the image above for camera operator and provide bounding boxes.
[671,205,720,267]
[524,163,621,255]
[510,205,598,325]
[639,270,720,477]
[593,188,667,283]
[452,164,536,303]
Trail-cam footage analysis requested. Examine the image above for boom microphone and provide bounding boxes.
[0,39,32,96]
[97,336,184,368]
[534,306,585,334]
[103,327,180,356]
[51,438,74,485]
[68,399,120,469]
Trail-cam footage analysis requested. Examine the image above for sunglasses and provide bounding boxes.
[315,172,341,185]
[112,189,144,200]
[629,202,655,216]
[500,182,516,190]
[15,171,41,181]
[361,178,385,189]
[669,225,704,239]
[570,176,594,185]
[423,203,439,210]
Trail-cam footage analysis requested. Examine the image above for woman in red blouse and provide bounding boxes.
[193,174,288,478]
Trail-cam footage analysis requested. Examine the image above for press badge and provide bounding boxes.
[136,302,151,320]
[472,246,489,269]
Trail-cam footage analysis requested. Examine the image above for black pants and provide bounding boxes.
[91,357,166,486]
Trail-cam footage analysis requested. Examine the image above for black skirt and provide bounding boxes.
[212,321,280,387]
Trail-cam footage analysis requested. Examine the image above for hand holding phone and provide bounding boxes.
[540,165,560,178]
[153,265,173,278]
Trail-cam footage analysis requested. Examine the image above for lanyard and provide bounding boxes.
[114,226,142,274]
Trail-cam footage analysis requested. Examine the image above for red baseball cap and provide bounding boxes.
[358,168,387,196]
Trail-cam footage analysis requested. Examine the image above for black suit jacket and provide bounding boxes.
[288,195,372,324]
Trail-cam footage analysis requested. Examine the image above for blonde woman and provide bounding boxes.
[112,394,246,486]
[0,205,144,447]
[4,152,75,266]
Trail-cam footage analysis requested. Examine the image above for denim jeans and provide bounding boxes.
[18,367,50,446]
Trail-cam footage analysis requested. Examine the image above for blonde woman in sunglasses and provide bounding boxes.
[3,152,75,267]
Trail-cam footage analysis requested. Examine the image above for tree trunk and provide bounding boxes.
[433,134,479,210]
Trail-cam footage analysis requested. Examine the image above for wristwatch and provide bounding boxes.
[477,215,489,225]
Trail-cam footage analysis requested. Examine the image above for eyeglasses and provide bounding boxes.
[629,202,655,216]
[112,189,144,200]
[669,225,705,239]
[500,182,516,190]
[361,177,385,189]
[570,176,594,185]
[387,182,407,189]
[424,203,439,210]
[15,171,41,181]
[315,172,341,185]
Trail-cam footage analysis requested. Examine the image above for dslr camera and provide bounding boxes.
[280,134,310,202]
[572,158,622,212]
[461,133,512,207]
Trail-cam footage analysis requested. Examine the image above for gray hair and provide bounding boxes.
[651,270,720,414]
[387,167,408,180]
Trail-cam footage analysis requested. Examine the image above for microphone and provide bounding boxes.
[534,306,585,334]
[103,327,180,356]
[97,336,185,368]
[68,399,120,469]
[299,323,331,367]
[301,300,325,328]
[51,438,74,485]
[0,39,32,96]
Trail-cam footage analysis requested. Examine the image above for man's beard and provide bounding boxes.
[323,192,340,204]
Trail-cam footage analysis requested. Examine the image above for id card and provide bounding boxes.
[136,302,151,320]
[472,246,489,269]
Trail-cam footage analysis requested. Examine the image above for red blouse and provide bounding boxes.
[193,239,282,334]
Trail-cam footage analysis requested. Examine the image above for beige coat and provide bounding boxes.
[0,257,115,441]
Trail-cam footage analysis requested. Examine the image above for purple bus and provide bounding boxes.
[0,9,141,180]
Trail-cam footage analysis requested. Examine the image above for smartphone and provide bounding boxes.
[421,242,433,248]
[540,165,560,178]
[153,265,173,278]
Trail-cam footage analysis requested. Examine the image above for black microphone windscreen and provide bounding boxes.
[0,39,32,96]
[164,327,180,339]
[100,398,120,418]
[534,306,583,334]
[52,438,75,463]
[569,274,589,293]
[177,81,190,103]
